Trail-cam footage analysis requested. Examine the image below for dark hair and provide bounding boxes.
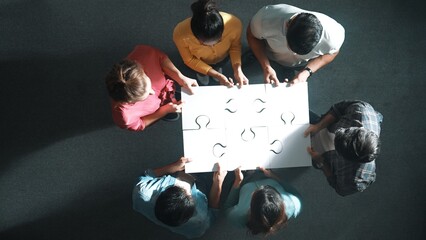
[334,127,381,163]
[246,185,287,235]
[286,13,323,55]
[154,186,195,227]
[190,0,223,42]
[105,59,149,103]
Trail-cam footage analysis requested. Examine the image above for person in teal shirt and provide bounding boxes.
[133,157,227,239]
[224,168,301,236]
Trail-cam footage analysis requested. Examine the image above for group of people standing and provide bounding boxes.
[105,1,383,238]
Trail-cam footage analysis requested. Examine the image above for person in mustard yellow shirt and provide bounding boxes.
[173,0,248,87]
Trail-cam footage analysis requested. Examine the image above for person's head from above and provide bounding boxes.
[334,127,381,163]
[190,0,223,46]
[286,13,323,55]
[247,185,288,235]
[105,59,154,103]
[155,185,195,227]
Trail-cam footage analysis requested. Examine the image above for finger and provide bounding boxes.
[186,86,194,95]
[272,79,280,87]
[306,146,314,155]
[216,162,221,172]
[303,127,311,137]
[265,78,271,84]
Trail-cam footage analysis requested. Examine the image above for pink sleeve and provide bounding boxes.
[111,103,147,131]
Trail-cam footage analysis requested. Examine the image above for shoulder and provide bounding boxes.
[221,12,242,34]
[173,18,191,36]
[313,12,345,50]
[128,45,163,58]
[256,4,301,16]
[131,45,167,62]
[221,12,241,24]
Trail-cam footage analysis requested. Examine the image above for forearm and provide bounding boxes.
[247,26,271,71]
[223,186,240,209]
[141,107,168,128]
[207,67,222,78]
[152,162,175,177]
[161,57,186,86]
[174,39,211,75]
[232,63,243,76]
[316,113,337,130]
[305,52,339,73]
[209,182,223,209]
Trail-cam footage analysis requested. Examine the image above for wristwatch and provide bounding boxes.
[303,67,313,77]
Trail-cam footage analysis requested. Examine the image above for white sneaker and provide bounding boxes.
[196,73,210,85]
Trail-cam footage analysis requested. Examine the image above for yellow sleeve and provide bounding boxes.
[173,19,212,75]
[225,14,243,67]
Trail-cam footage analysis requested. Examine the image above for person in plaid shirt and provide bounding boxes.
[304,100,383,196]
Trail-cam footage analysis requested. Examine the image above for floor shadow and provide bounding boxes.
[0,52,120,171]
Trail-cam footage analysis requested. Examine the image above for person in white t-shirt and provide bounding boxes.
[247,4,345,86]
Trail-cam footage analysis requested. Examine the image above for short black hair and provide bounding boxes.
[154,186,195,226]
[190,0,223,42]
[334,127,381,163]
[286,13,323,55]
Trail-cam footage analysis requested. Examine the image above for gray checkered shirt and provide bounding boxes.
[324,100,383,196]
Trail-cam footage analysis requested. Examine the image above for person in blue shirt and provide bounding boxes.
[132,157,227,239]
[224,167,301,236]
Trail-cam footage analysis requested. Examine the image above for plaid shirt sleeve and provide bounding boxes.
[323,100,382,196]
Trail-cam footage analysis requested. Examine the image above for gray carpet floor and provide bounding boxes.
[1,0,425,239]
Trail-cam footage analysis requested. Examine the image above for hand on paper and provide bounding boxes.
[170,157,192,173]
[233,167,244,188]
[213,163,227,185]
[263,65,279,86]
[304,124,320,137]
[161,101,183,114]
[234,70,249,88]
[181,77,199,95]
[217,73,235,88]
[286,69,310,86]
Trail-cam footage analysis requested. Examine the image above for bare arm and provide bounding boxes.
[291,51,340,85]
[152,157,191,177]
[141,102,183,127]
[209,163,227,209]
[207,68,234,88]
[304,112,337,137]
[160,57,198,94]
[307,147,333,178]
[246,26,279,86]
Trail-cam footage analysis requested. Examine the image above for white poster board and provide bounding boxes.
[182,83,311,173]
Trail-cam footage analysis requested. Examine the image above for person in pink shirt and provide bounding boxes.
[105,45,198,131]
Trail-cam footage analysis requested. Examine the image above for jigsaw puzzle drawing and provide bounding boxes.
[182,83,311,173]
